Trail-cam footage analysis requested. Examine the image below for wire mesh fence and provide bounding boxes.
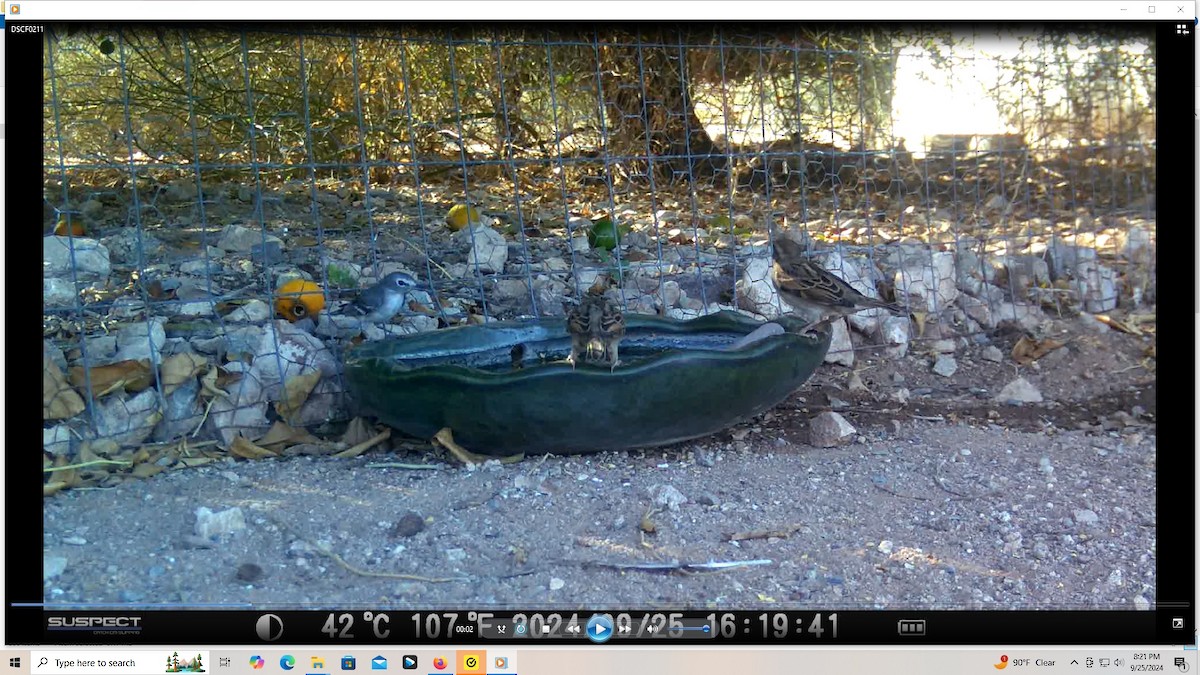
[42,25,1157,478]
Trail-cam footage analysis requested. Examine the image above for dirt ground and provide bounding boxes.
[42,321,1156,611]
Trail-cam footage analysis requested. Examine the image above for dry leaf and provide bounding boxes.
[258,420,321,451]
[44,355,86,420]
[1011,336,1066,365]
[229,436,278,460]
[132,463,165,479]
[1094,314,1143,336]
[340,417,377,446]
[199,367,230,399]
[161,352,207,396]
[68,359,154,399]
[274,370,322,424]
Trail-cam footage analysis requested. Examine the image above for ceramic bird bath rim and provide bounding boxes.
[344,310,831,456]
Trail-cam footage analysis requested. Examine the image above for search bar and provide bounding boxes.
[31,651,210,675]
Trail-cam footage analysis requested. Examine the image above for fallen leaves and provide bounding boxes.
[274,370,322,424]
[69,359,154,399]
[1011,335,1066,365]
[44,355,86,420]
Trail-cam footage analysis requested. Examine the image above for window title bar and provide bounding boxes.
[5,1,1197,22]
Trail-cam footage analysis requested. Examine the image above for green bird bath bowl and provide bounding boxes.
[344,311,831,456]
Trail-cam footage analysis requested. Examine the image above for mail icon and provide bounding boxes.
[371,656,387,670]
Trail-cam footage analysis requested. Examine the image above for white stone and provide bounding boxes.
[93,389,161,448]
[194,506,247,539]
[44,277,77,308]
[217,224,283,253]
[455,225,508,274]
[115,318,167,363]
[227,299,272,323]
[823,319,855,366]
[44,425,73,456]
[736,254,781,319]
[809,411,857,447]
[44,236,111,282]
[895,250,957,312]
[994,377,1043,404]
[880,315,910,359]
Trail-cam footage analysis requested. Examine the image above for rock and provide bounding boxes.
[45,340,68,371]
[895,250,957,312]
[1069,261,1118,313]
[314,314,368,340]
[152,376,203,442]
[956,293,995,328]
[1121,226,1153,265]
[84,335,118,362]
[981,345,1004,363]
[1133,595,1151,611]
[44,236,111,282]
[102,229,163,265]
[194,506,247,540]
[227,300,272,323]
[115,318,167,363]
[493,279,529,301]
[251,320,339,391]
[569,235,590,253]
[1072,508,1100,526]
[1047,240,1098,281]
[660,280,683,308]
[930,339,957,354]
[992,255,1049,301]
[648,484,688,511]
[206,367,269,445]
[217,223,283,254]
[44,278,77,308]
[174,301,215,318]
[93,389,161,448]
[994,302,1042,331]
[994,377,1043,404]
[736,254,781,318]
[179,259,221,277]
[880,315,910,359]
[932,355,958,378]
[823,319,855,366]
[44,425,73,456]
[455,225,508,274]
[165,178,199,201]
[654,209,680,224]
[44,555,68,582]
[250,240,285,266]
[809,411,856,447]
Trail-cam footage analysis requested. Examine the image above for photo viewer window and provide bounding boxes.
[7,2,1190,673]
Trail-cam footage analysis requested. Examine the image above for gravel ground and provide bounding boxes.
[43,326,1156,611]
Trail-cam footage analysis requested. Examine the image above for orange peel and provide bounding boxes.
[274,279,325,322]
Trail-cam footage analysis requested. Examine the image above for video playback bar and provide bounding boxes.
[20,609,1171,645]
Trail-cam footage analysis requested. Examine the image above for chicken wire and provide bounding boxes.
[41,25,1157,462]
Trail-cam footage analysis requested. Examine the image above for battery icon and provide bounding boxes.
[897,619,926,636]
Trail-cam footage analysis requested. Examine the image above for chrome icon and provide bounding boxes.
[279,655,295,670]
[249,656,265,670]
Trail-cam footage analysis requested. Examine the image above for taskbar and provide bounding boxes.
[8,609,1189,645]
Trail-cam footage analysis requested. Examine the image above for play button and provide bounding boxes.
[585,615,613,643]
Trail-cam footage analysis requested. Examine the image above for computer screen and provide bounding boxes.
[10,2,1189,673]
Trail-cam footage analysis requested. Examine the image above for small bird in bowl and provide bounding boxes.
[771,236,903,334]
[345,272,423,324]
[565,273,626,370]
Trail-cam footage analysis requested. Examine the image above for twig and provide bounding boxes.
[728,524,806,541]
[333,427,391,459]
[366,462,446,470]
[44,459,132,472]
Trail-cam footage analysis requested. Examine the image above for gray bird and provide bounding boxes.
[348,272,421,324]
